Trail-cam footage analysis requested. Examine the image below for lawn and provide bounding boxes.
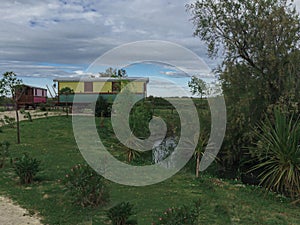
[0,116,299,224]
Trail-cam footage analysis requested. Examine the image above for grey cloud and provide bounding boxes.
[160,71,190,78]
[0,60,80,78]
[0,0,202,69]
[2,0,298,80]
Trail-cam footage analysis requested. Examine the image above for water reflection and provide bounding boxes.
[152,137,177,166]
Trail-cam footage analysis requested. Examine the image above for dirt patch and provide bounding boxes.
[0,196,42,225]
[0,110,62,122]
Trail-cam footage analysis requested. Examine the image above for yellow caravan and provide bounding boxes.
[53,77,149,104]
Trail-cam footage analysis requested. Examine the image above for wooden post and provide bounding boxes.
[15,102,20,144]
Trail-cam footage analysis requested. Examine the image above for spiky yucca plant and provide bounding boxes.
[249,110,300,201]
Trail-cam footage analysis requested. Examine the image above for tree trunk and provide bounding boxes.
[65,96,68,117]
[100,111,104,127]
[15,103,20,144]
[196,153,200,178]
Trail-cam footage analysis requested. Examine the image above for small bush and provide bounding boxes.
[63,164,110,207]
[0,141,10,168]
[153,200,201,225]
[13,153,40,184]
[107,202,137,225]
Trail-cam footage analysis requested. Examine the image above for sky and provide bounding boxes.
[1,0,300,96]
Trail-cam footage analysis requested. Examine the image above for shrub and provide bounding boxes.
[13,153,40,184]
[39,103,47,111]
[95,96,111,117]
[20,109,32,122]
[3,115,15,128]
[129,101,153,138]
[0,141,10,168]
[63,164,110,207]
[249,110,300,200]
[107,202,137,225]
[153,200,201,225]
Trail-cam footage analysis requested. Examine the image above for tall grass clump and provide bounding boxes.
[13,153,41,184]
[107,201,137,225]
[249,110,300,201]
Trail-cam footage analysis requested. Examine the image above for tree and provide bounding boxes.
[187,0,300,106]
[100,67,117,77]
[59,87,74,117]
[187,0,300,172]
[0,72,24,144]
[116,69,128,78]
[99,67,128,78]
[188,76,207,99]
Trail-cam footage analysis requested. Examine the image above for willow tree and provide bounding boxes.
[187,0,300,171]
[0,72,24,144]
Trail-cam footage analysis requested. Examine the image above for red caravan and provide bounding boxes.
[17,84,47,109]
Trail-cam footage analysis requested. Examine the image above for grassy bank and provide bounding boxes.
[0,116,299,224]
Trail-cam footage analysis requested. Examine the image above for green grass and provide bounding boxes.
[0,116,299,225]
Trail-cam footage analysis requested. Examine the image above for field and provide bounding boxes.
[0,116,299,224]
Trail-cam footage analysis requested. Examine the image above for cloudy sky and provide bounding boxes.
[1,0,300,96]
